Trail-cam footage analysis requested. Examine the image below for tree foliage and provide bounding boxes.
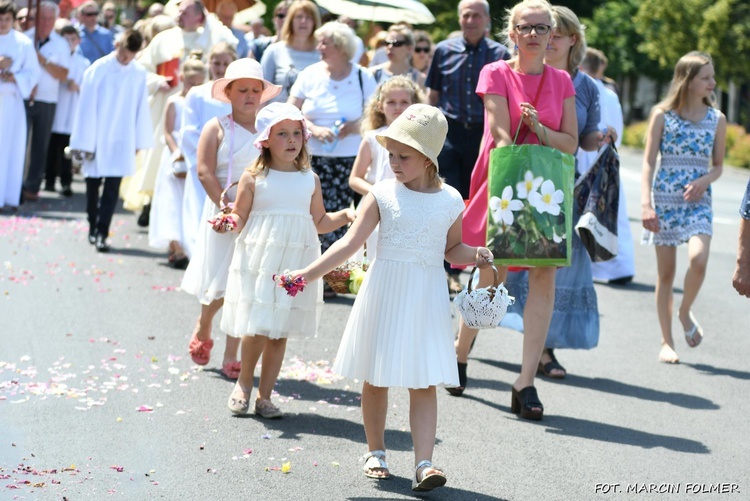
[698,0,750,87]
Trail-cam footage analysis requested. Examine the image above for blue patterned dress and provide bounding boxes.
[643,108,718,246]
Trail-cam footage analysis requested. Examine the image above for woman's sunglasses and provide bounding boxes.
[385,39,407,48]
[414,47,430,54]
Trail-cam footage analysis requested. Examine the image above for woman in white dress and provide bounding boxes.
[291,104,493,492]
[0,1,40,210]
[181,59,281,379]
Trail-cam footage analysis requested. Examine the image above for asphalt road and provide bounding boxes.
[1,147,749,500]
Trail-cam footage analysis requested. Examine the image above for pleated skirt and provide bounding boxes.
[333,250,459,389]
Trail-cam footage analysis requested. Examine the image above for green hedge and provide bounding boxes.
[622,121,750,168]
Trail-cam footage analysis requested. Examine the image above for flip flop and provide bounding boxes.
[221,361,242,379]
[684,311,704,348]
[189,333,213,365]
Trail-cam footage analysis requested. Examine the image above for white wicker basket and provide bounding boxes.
[453,265,514,329]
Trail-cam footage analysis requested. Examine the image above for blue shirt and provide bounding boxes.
[79,25,114,63]
[231,27,249,59]
[741,178,750,220]
[425,36,509,126]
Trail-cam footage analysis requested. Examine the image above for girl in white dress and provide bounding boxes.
[291,104,493,492]
[214,102,355,418]
[149,53,206,268]
[181,59,281,379]
[348,76,423,262]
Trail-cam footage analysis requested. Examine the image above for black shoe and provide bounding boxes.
[170,255,190,270]
[137,204,151,227]
[609,275,633,285]
[88,233,96,245]
[43,183,56,192]
[446,362,468,396]
[61,185,73,197]
[95,234,110,253]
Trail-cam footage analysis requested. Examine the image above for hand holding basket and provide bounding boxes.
[453,265,514,329]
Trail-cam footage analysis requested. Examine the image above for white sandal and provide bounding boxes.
[361,450,389,479]
[412,459,447,491]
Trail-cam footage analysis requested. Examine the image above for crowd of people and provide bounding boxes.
[0,0,741,493]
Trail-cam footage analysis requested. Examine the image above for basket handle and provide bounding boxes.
[219,181,239,214]
[466,265,500,299]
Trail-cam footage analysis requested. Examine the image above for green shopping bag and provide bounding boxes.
[486,124,575,267]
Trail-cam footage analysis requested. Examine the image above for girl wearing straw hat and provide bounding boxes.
[289,104,493,491]
[181,58,281,379]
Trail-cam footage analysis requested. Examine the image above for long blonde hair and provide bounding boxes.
[362,76,425,133]
[657,51,715,112]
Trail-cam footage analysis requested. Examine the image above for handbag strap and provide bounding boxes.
[226,114,235,192]
[513,66,548,145]
[466,265,500,300]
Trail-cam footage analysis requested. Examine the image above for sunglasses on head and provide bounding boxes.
[385,39,406,48]
[414,47,430,54]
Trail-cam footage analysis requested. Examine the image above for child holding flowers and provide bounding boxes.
[181,59,279,379]
[214,102,355,418]
[348,75,424,262]
[288,104,493,492]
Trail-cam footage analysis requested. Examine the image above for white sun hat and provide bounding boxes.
[211,58,282,103]
[376,103,448,171]
[253,102,312,149]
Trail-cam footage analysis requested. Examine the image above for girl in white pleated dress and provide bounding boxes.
[181,59,281,379]
[213,102,355,418]
[291,104,493,492]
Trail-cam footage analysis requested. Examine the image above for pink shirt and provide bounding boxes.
[462,61,575,247]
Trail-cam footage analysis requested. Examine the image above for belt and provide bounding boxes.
[447,118,484,130]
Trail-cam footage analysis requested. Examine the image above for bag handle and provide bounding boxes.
[466,265,500,300]
[513,66,548,146]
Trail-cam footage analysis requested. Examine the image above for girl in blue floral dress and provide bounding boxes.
[641,51,727,364]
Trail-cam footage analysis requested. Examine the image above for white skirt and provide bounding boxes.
[221,211,323,339]
[180,195,237,304]
[332,248,459,389]
[148,147,185,250]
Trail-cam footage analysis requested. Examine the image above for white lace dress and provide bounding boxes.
[221,169,323,339]
[333,179,465,388]
[180,115,259,304]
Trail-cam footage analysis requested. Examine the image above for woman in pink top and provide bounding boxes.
[451,0,578,420]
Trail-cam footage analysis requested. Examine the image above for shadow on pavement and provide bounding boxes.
[347,478,510,500]
[474,358,718,410]
[544,415,710,454]
[461,393,709,454]
[110,247,165,259]
[683,363,750,380]
[246,412,415,451]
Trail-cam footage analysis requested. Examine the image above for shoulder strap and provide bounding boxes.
[515,66,548,145]
[358,67,364,111]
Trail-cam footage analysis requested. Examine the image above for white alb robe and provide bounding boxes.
[51,50,90,135]
[180,81,231,257]
[576,79,635,281]
[0,30,41,208]
[70,53,153,178]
